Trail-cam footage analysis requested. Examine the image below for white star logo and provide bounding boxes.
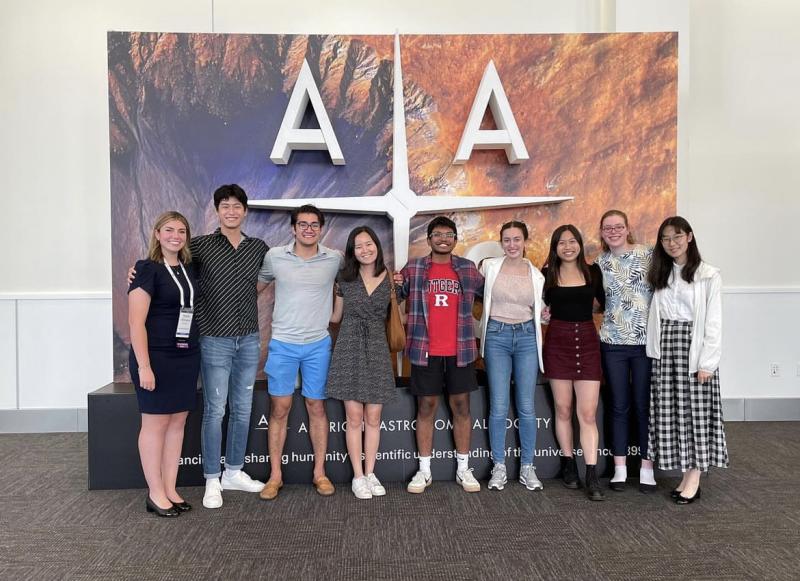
[249,34,571,267]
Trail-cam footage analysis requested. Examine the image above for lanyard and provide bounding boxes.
[163,262,194,309]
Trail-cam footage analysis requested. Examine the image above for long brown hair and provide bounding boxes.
[599,209,636,252]
[148,211,192,264]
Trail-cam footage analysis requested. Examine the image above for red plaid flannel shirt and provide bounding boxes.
[398,254,484,367]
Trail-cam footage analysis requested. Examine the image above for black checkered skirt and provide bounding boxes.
[647,319,729,472]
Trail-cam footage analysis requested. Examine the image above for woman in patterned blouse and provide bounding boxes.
[595,210,656,493]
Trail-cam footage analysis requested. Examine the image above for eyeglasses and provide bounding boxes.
[602,224,626,233]
[429,232,456,240]
[660,234,687,244]
[296,221,321,231]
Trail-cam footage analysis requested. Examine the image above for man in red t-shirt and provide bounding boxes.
[397,216,484,493]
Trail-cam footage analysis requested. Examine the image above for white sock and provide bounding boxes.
[456,452,470,473]
[419,456,431,475]
[223,468,240,479]
[639,467,656,486]
[611,465,627,483]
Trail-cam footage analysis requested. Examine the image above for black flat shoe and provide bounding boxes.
[675,487,701,505]
[609,480,626,492]
[146,496,180,517]
[670,487,682,499]
[171,501,192,513]
[639,482,657,494]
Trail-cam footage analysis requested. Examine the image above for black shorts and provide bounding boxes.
[410,356,478,396]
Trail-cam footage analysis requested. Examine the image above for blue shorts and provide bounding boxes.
[265,336,332,400]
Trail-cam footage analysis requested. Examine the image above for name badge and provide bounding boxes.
[176,307,194,339]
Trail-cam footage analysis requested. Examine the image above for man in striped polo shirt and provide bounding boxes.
[190,185,270,509]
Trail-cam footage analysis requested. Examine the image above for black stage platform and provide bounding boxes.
[88,379,617,490]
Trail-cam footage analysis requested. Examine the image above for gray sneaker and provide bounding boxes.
[519,464,543,491]
[487,463,508,491]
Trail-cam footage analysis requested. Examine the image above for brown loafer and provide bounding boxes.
[259,480,282,501]
[313,476,335,496]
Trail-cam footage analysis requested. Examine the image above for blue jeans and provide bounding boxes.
[600,343,652,458]
[483,319,539,465]
[200,332,260,478]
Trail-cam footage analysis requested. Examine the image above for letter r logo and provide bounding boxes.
[434,294,448,307]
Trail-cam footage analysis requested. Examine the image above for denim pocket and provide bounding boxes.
[486,319,503,334]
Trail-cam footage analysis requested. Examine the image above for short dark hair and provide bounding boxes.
[291,204,325,227]
[213,184,248,209]
[426,216,457,238]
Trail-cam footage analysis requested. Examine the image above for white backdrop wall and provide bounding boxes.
[1,0,798,427]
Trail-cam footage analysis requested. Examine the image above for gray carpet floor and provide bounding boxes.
[0,422,798,580]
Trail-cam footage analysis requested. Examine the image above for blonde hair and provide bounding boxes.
[599,209,635,251]
[147,211,192,264]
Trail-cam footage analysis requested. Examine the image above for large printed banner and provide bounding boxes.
[109,31,677,380]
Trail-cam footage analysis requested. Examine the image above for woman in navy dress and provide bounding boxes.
[128,211,200,517]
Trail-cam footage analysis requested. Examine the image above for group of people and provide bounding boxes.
[127,184,729,517]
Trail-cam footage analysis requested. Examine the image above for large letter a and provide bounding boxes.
[270,59,345,165]
[453,60,528,165]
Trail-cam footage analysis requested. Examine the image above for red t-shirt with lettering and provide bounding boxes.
[426,261,460,356]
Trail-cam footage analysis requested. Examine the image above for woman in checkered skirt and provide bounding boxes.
[646,217,729,505]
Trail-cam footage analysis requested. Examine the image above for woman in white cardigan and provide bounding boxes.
[646,216,729,505]
[478,221,545,492]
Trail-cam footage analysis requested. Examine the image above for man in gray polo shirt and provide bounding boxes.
[257,204,342,500]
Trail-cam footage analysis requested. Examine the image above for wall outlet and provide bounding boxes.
[769,363,781,377]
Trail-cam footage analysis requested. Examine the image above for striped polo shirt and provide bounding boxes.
[190,229,269,337]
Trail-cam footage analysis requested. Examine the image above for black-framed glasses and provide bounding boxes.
[296,221,321,231]
[602,224,626,233]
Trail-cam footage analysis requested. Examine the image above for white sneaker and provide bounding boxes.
[407,470,432,494]
[366,473,386,496]
[202,478,223,509]
[519,464,543,491]
[456,468,481,493]
[221,470,265,493]
[487,463,508,491]
[351,476,373,500]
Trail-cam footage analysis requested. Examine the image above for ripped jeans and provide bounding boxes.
[200,332,260,478]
